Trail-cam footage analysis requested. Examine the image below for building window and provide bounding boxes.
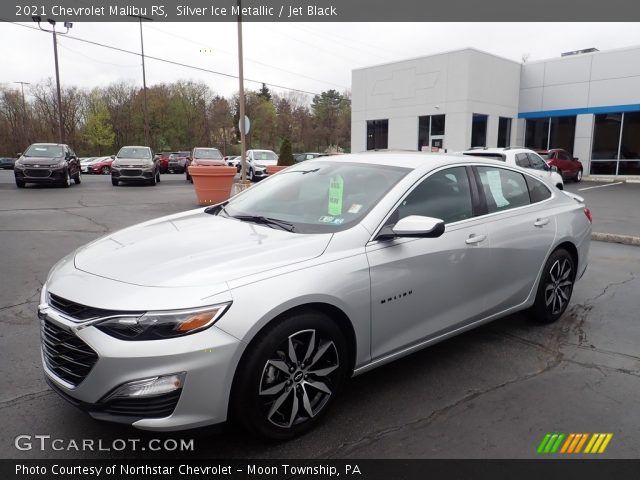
[418,114,446,151]
[549,117,576,155]
[591,111,640,175]
[525,118,550,151]
[525,116,576,155]
[497,117,512,148]
[366,119,388,150]
[471,114,488,148]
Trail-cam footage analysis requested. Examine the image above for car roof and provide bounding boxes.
[308,150,511,171]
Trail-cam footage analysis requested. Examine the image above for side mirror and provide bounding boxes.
[550,165,559,173]
[572,157,579,161]
[16,153,22,157]
[378,215,445,240]
[110,155,115,159]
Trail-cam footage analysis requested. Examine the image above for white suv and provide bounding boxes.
[461,147,564,190]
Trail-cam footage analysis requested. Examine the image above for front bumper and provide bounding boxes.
[112,166,154,182]
[168,162,186,172]
[14,166,66,183]
[39,299,244,431]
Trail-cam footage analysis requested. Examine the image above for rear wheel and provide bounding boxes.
[233,311,348,440]
[527,248,575,324]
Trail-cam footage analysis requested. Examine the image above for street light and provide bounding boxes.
[13,81,31,145]
[237,0,249,186]
[129,15,152,146]
[33,16,72,144]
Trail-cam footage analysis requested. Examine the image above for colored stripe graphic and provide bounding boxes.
[538,433,613,454]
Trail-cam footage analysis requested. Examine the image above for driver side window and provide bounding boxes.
[391,167,473,225]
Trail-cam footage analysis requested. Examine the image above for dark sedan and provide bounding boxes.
[0,157,16,169]
[13,143,81,188]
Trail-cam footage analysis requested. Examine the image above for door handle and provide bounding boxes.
[465,234,487,245]
[534,218,550,227]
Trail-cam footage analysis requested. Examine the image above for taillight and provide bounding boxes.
[584,207,593,223]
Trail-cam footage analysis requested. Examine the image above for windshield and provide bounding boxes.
[194,148,222,160]
[24,145,63,158]
[117,147,151,159]
[253,151,278,161]
[540,153,552,160]
[222,161,410,233]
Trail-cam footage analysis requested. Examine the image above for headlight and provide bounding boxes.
[94,302,231,341]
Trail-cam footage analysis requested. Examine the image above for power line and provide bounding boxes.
[1,20,321,96]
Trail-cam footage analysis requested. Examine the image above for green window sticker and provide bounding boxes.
[328,175,344,215]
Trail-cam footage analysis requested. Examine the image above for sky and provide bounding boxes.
[1,22,640,102]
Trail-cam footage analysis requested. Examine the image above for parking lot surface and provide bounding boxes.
[1,170,639,459]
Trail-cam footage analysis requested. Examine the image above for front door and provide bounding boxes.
[366,166,491,359]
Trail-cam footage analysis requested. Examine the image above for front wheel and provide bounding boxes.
[233,311,348,440]
[15,179,25,188]
[61,170,71,188]
[575,169,583,182]
[111,178,119,186]
[73,171,81,184]
[527,248,575,324]
[101,166,110,175]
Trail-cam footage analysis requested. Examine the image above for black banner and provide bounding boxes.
[2,0,640,22]
[4,460,640,480]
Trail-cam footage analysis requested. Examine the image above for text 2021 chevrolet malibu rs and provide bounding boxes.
[39,152,591,439]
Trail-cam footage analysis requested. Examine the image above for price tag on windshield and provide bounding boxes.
[328,176,344,215]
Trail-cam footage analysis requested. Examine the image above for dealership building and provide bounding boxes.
[351,45,640,176]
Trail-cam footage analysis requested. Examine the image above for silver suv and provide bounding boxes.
[461,147,564,190]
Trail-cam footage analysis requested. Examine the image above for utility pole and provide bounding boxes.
[130,15,152,146]
[32,17,72,144]
[14,81,30,145]
[237,0,248,185]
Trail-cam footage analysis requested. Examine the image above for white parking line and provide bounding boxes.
[578,182,624,191]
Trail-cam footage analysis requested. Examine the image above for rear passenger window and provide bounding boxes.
[526,175,552,203]
[526,153,548,170]
[477,166,530,213]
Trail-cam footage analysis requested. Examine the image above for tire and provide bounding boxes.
[186,170,191,182]
[156,170,161,183]
[61,170,71,188]
[249,167,255,182]
[527,248,576,324]
[575,169,583,182]
[15,179,25,188]
[101,166,110,175]
[148,173,157,186]
[232,311,349,440]
[111,178,119,186]
[73,171,81,184]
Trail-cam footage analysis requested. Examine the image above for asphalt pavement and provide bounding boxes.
[0,170,639,459]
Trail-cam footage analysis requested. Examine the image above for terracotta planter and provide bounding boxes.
[266,165,288,175]
[188,165,237,205]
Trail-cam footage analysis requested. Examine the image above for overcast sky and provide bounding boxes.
[2,22,639,101]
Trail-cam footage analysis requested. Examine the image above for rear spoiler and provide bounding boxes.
[562,190,585,204]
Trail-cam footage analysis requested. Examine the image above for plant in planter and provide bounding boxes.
[267,138,294,175]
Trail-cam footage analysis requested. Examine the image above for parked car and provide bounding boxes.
[87,156,115,175]
[186,147,225,182]
[168,151,191,174]
[0,157,16,169]
[14,143,81,188]
[225,156,241,171]
[157,153,172,174]
[461,147,564,190]
[111,146,159,186]
[294,152,325,162]
[39,152,591,439]
[245,149,278,181]
[80,157,97,173]
[537,149,583,182]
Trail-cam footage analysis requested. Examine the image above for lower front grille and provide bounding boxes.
[41,319,98,386]
[100,390,181,418]
[121,169,143,176]
[25,169,51,177]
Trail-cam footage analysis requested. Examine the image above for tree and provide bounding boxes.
[84,102,115,155]
[257,83,272,102]
[278,138,294,166]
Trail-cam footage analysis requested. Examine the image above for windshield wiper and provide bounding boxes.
[231,215,296,232]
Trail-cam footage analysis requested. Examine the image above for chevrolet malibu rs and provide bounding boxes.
[38,152,591,439]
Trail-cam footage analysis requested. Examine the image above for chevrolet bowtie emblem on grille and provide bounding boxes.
[34,165,40,167]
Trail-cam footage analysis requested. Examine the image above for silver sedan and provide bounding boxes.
[39,152,591,439]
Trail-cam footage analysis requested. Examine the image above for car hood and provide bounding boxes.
[20,156,61,166]
[74,210,331,287]
[193,160,225,166]
[115,157,153,166]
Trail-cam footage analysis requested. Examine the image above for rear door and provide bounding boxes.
[473,165,556,314]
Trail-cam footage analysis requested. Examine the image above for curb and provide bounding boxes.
[583,176,640,183]
[592,232,640,247]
